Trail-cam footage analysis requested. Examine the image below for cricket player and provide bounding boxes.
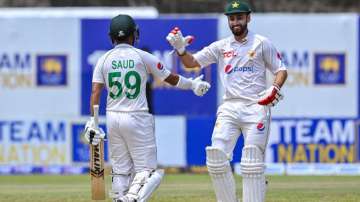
[83,14,211,202]
[166,1,288,202]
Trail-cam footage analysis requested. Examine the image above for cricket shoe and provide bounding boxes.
[116,195,136,202]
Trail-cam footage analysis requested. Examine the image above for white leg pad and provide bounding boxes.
[206,146,237,202]
[241,145,266,202]
[137,169,164,202]
[123,169,164,202]
[109,173,132,200]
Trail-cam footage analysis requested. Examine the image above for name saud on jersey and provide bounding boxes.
[111,59,135,69]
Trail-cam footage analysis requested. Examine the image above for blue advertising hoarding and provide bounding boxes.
[186,117,244,166]
[71,123,108,163]
[358,16,360,118]
[268,118,357,163]
[186,118,359,166]
[81,17,218,116]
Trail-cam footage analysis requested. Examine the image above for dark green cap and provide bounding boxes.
[224,1,252,15]
[109,14,137,38]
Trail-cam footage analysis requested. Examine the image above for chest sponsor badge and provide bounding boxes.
[257,122,265,131]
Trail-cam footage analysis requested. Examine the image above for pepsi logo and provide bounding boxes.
[224,65,233,74]
[257,122,265,131]
[225,65,254,74]
[157,62,164,70]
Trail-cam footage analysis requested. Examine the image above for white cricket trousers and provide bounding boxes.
[106,111,157,175]
[211,100,271,159]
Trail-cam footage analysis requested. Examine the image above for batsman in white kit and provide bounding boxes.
[83,14,211,202]
[166,1,288,202]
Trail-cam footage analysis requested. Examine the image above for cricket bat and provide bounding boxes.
[90,105,105,200]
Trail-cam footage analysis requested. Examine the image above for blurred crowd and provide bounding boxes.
[0,0,359,12]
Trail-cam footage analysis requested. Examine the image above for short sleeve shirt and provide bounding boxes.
[92,44,171,112]
[193,31,286,102]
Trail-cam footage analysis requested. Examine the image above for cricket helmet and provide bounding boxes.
[224,1,252,15]
[109,14,139,40]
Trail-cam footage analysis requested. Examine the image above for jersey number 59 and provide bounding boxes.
[108,71,141,99]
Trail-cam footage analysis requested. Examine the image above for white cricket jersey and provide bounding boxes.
[194,31,286,102]
[92,43,171,112]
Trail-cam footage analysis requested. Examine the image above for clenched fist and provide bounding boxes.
[166,27,194,55]
[83,117,105,145]
[191,75,211,96]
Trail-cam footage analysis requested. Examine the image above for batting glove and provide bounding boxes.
[166,27,194,55]
[191,75,211,96]
[257,85,284,107]
[84,118,105,145]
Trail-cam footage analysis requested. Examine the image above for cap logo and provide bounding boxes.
[232,1,240,8]
[118,30,125,37]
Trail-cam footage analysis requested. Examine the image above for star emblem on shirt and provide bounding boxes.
[248,50,256,58]
[215,121,221,128]
[232,2,240,8]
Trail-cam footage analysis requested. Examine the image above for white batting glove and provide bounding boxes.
[84,118,105,145]
[257,85,284,107]
[191,75,211,96]
[166,27,194,55]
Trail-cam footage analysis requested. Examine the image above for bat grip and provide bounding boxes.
[93,105,99,128]
[89,130,95,144]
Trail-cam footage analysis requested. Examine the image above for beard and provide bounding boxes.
[230,23,248,36]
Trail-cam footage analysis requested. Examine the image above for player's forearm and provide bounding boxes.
[164,74,180,86]
[90,82,104,116]
[178,52,201,69]
[90,95,100,116]
[273,70,287,88]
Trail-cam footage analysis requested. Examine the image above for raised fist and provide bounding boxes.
[166,27,194,55]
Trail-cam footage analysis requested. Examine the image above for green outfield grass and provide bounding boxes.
[0,174,360,202]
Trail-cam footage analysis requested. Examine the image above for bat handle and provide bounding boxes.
[93,105,99,128]
[89,130,95,145]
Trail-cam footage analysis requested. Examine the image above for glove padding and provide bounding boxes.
[257,85,283,107]
[191,75,211,96]
[166,27,194,55]
[84,117,105,145]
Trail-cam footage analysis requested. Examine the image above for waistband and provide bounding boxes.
[106,109,149,114]
[222,98,257,106]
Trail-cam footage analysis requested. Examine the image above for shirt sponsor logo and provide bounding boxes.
[224,64,254,74]
[314,53,345,85]
[257,122,265,131]
[222,50,237,58]
[36,55,67,86]
[157,62,164,70]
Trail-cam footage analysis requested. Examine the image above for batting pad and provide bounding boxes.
[240,145,266,202]
[206,146,237,202]
[137,169,164,202]
[109,173,132,200]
